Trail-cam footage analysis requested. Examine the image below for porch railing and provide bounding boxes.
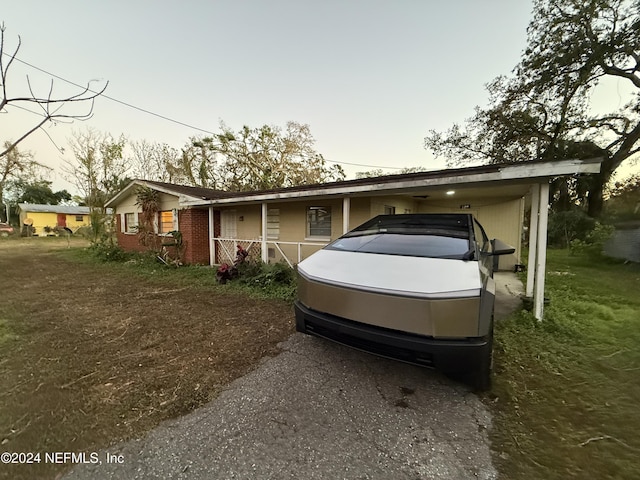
[212,237,327,267]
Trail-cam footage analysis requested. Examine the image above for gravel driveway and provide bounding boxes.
[66,333,497,480]
[66,273,525,479]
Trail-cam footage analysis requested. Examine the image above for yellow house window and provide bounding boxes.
[75,215,84,222]
[159,211,174,234]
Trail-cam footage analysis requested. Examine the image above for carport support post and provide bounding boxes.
[208,207,215,266]
[526,184,540,298]
[533,182,550,320]
[343,197,350,234]
[261,202,268,263]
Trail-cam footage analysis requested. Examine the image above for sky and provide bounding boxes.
[1,1,637,195]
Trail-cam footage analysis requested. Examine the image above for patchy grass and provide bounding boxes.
[489,249,640,480]
[59,246,298,302]
[0,238,295,480]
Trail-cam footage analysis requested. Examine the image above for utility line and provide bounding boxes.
[4,52,407,171]
[6,54,216,136]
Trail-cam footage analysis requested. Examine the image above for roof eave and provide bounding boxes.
[105,180,204,207]
[180,158,603,207]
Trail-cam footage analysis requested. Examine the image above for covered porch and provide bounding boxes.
[185,158,602,320]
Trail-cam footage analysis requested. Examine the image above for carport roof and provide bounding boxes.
[106,157,602,208]
[179,157,603,206]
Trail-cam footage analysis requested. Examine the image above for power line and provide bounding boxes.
[3,52,408,171]
[6,54,216,136]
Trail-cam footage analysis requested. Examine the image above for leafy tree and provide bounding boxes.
[193,121,345,191]
[0,143,39,221]
[170,141,219,188]
[425,0,640,216]
[605,172,640,220]
[355,169,386,179]
[547,209,597,247]
[0,24,106,194]
[355,166,432,179]
[12,179,71,204]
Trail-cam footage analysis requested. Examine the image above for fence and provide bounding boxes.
[212,238,327,267]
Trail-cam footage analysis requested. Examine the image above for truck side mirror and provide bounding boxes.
[491,238,516,256]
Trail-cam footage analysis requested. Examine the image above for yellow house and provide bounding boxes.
[17,203,91,236]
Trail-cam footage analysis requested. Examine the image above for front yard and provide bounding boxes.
[0,238,294,480]
[1,238,638,480]
[489,249,640,480]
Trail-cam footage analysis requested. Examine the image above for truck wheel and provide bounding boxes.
[473,320,494,391]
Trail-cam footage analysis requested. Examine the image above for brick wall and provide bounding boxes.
[179,208,211,265]
[115,216,149,253]
[115,209,212,265]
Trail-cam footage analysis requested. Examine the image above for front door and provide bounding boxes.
[57,213,67,228]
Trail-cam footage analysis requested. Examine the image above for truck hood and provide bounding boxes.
[297,249,482,299]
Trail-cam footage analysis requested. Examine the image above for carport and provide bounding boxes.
[183,157,603,320]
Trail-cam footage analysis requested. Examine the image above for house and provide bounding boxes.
[106,158,603,319]
[17,203,92,236]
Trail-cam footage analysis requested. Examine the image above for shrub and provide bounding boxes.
[88,242,129,262]
[569,222,614,257]
[547,209,596,248]
[74,225,93,238]
[235,261,297,300]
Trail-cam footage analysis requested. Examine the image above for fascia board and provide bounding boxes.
[179,158,603,208]
[106,180,202,207]
[105,180,139,207]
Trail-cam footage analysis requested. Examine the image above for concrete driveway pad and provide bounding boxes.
[66,333,497,480]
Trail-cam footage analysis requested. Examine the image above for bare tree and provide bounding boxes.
[64,129,129,211]
[130,140,183,183]
[0,23,107,160]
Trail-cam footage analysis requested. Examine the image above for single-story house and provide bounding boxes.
[106,158,603,319]
[17,203,92,236]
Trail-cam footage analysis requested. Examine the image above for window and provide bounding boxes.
[221,210,237,238]
[125,213,138,233]
[384,205,396,215]
[267,208,280,240]
[75,215,84,222]
[307,206,331,238]
[158,211,174,234]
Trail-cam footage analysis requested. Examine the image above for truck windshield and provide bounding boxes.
[326,232,471,259]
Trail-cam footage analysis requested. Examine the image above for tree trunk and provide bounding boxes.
[587,172,605,218]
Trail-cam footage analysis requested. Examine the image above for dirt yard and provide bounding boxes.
[0,238,295,480]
